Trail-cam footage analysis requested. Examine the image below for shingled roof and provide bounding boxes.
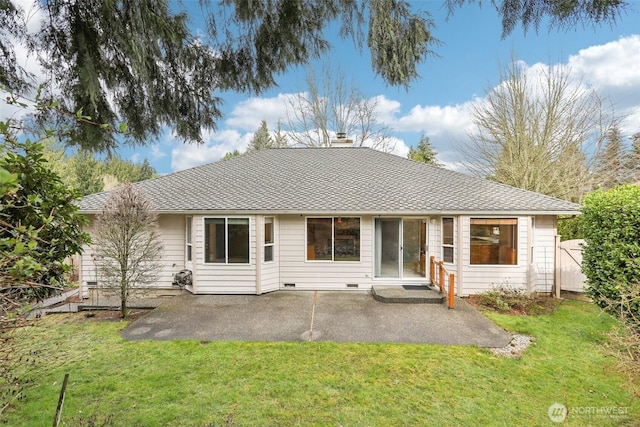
[78,147,580,215]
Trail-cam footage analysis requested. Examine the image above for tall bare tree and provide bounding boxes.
[461,59,616,202]
[284,64,395,152]
[93,184,163,318]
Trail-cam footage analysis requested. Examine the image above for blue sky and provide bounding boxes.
[5,1,640,175]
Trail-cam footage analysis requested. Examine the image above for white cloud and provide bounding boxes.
[395,103,474,138]
[162,34,640,174]
[225,93,293,131]
[392,138,410,158]
[170,129,251,171]
[371,95,402,124]
[567,35,640,135]
[149,144,167,160]
[568,35,640,89]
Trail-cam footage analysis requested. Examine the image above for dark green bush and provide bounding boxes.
[557,214,583,241]
[582,184,640,322]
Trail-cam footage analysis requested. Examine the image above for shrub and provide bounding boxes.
[601,286,640,394]
[582,184,640,323]
[473,285,554,315]
[557,214,583,241]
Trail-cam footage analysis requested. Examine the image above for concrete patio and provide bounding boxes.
[119,290,512,347]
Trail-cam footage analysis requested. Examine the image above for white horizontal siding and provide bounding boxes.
[530,216,556,293]
[426,216,458,275]
[279,215,374,290]
[79,215,96,298]
[192,215,257,294]
[459,216,530,296]
[260,216,279,293]
[261,265,279,292]
[79,214,184,297]
[156,215,185,287]
[80,212,560,298]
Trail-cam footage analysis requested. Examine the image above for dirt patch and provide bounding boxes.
[76,309,151,323]
[466,294,558,315]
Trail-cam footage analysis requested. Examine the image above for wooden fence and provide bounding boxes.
[555,238,586,297]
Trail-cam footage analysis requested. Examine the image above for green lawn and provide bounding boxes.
[2,300,638,426]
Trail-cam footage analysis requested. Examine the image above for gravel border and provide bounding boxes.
[491,334,535,358]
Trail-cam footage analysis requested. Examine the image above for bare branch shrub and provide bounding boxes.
[93,184,163,318]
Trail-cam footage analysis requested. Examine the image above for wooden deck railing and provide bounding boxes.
[430,256,455,309]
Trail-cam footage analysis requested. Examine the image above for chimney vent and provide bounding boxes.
[331,132,353,148]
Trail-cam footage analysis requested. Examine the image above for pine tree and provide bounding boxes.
[223,150,242,160]
[408,135,441,166]
[625,132,640,183]
[595,126,627,189]
[274,122,289,148]
[71,150,104,196]
[248,120,275,152]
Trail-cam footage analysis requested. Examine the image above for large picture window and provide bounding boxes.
[306,217,360,261]
[470,218,517,265]
[204,218,250,264]
[442,217,454,263]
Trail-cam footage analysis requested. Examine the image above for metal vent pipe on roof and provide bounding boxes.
[331,132,353,147]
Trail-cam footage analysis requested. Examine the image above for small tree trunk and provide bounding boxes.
[121,297,128,319]
[121,279,128,319]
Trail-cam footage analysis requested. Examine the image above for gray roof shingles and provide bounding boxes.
[78,147,581,215]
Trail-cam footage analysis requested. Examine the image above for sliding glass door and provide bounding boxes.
[374,218,427,279]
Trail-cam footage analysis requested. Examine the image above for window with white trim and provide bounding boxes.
[306,217,360,261]
[264,217,274,262]
[204,218,250,264]
[442,217,454,263]
[186,216,193,262]
[470,218,518,265]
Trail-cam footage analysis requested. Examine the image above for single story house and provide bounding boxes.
[77,140,580,298]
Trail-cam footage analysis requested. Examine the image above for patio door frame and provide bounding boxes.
[374,217,428,280]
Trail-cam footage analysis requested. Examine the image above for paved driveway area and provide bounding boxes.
[120,291,512,347]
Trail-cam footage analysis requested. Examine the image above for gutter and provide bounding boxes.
[78,209,582,216]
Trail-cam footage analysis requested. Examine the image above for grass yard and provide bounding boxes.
[2,300,638,426]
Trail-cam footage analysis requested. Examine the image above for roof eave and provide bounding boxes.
[79,209,581,216]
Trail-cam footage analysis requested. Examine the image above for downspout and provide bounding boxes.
[554,234,561,299]
[255,215,262,295]
[456,216,464,296]
[190,216,198,294]
[527,216,534,293]
[77,251,84,299]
